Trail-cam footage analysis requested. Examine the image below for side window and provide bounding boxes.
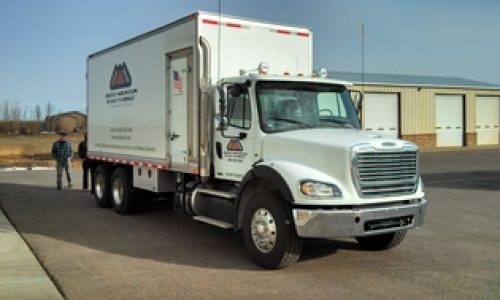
[226,85,251,129]
[317,92,347,117]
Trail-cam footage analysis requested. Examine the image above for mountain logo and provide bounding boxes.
[109,63,132,90]
[227,138,243,151]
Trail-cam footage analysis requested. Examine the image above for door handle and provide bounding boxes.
[216,142,222,159]
[170,132,179,141]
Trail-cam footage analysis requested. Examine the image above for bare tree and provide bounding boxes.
[45,101,54,118]
[2,100,10,121]
[35,104,42,121]
[22,105,29,120]
[10,101,22,120]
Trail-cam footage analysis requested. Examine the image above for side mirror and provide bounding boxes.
[228,84,246,98]
[350,90,363,115]
[217,86,228,131]
[349,90,363,127]
[217,84,247,131]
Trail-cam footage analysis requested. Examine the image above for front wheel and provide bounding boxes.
[356,230,407,250]
[242,191,303,269]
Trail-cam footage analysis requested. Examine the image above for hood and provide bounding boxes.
[261,128,416,187]
[262,128,412,154]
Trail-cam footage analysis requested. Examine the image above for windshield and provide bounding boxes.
[256,81,360,133]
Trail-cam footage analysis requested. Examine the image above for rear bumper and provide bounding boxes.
[292,198,427,238]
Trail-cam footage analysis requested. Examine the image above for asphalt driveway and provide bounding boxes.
[1,149,499,299]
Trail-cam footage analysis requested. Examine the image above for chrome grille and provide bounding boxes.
[353,150,418,197]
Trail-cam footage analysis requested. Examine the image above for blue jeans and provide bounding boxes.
[56,159,72,188]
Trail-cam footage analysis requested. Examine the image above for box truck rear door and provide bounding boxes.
[167,49,193,167]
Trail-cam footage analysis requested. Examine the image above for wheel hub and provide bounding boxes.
[251,208,277,253]
[112,178,123,206]
[95,174,104,199]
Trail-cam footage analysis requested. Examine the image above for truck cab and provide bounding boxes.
[201,70,427,268]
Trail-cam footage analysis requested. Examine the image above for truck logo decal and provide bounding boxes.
[110,62,132,90]
[105,62,137,107]
[227,138,243,151]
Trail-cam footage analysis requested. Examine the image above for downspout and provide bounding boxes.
[199,36,212,183]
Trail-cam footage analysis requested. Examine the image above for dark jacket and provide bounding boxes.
[78,140,87,159]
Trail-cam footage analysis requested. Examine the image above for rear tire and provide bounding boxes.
[94,165,111,208]
[110,168,137,215]
[356,230,407,250]
[242,190,303,269]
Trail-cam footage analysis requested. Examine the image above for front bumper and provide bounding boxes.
[292,198,427,238]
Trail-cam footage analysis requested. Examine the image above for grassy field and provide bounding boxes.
[0,133,84,168]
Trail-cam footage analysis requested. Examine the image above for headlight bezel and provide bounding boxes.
[298,180,342,198]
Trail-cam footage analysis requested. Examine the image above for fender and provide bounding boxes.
[234,160,354,230]
[234,164,293,230]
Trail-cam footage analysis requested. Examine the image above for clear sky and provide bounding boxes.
[1,0,499,113]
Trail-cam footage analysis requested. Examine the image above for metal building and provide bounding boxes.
[331,71,500,149]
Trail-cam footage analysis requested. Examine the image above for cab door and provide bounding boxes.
[213,84,257,181]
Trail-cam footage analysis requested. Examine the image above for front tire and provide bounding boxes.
[242,191,303,269]
[94,165,111,208]
[356,230,407,250]
[110,168,137,215]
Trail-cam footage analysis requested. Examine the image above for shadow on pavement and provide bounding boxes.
[0,182,357,271]
[422,170,500,191]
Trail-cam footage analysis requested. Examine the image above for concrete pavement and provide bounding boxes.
[1,149,500,298]
[0,207,62,299]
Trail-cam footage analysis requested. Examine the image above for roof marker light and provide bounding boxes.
[319,68,328,78]
[258,62,269,74]
[277,29,290,35]
[202,19,218,25]
[226,22,241,28]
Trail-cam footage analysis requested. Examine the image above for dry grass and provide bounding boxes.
[0,133,84,168]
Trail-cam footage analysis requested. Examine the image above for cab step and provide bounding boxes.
[193,216,234,229]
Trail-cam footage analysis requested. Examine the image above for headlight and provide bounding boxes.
[299,180,342,197]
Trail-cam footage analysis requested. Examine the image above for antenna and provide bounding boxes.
[217,0,221,81]
[361,22,365,93]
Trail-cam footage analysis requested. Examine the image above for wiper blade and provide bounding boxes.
[268,117,313,128]
[319,118,353,128]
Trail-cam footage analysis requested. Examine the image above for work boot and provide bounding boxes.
[68,182,73,188]
[57,185,61,190]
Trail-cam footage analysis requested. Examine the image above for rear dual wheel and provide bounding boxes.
[94,165,137,214]
[94,165,111,208]
[110,168,137,214]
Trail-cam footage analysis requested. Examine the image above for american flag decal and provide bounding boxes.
[173,70,183,93]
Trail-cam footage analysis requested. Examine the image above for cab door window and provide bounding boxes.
[226,85,251,129]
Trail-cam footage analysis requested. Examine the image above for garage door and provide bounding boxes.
[364,93,399,138]
[476,96,499,145]
[435,95,464,147]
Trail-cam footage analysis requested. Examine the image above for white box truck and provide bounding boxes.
[87,11,427,269]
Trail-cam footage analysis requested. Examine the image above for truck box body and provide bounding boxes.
[87,12,312,171]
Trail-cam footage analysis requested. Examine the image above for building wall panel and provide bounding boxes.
[351,84,500,148]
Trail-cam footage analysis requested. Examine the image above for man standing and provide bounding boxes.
[78,132,94,192]
[51,132,73,190]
